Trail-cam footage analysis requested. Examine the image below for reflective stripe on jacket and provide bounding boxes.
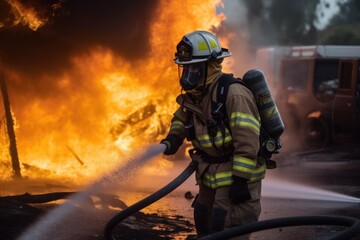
[167,74,265,188]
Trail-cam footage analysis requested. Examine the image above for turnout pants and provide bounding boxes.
[193,181,262,240]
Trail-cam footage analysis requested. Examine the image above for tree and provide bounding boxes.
[319,0,360,45]
[268,0,320,45]
[329,0,360,25]
[234,0,324,46]
[220,0,359,47]
[320,26,360,45]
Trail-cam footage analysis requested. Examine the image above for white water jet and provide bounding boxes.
[263,178,360,203]
[17,143,166,240]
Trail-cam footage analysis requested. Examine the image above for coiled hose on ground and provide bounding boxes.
[104,160,360,240]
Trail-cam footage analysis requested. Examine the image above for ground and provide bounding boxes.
[1,144,360,240]
[0,192,195,240]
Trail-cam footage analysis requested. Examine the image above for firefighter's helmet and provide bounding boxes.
[175,31,231,90]
[175,30,231,65]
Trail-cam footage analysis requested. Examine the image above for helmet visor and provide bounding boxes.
[178,63,206,90]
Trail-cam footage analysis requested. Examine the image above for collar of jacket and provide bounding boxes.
[176,73,224,118]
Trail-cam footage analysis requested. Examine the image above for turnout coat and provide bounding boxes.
[168,73,266,188]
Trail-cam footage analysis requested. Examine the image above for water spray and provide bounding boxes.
[17,144,166,240]
[263,178,360,203]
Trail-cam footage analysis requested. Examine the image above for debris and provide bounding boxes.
[66,145,85,166]
[0,192,76,204]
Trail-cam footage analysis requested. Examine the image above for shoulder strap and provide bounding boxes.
[215,74,246,129]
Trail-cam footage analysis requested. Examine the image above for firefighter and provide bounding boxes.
[160,30,265,240]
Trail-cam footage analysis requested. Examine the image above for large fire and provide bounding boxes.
[1,0,231,191]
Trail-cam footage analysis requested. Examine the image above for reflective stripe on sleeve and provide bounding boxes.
[230,112,260,134]
[249,165,266,182]
[170,120,185,131]
[233,156,256,174]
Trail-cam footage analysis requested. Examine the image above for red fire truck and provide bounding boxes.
[256,45,360,150]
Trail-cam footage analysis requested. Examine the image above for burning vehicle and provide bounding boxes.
[257,45,360,149]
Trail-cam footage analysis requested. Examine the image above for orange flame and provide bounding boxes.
[5,0,46,31]
[1,0,227,190]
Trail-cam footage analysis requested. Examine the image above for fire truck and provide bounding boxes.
[256,45,360,150]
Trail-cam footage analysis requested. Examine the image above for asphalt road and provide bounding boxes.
[252,145,360,240]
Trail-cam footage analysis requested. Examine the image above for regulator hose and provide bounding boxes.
[199,215,360,240]
[104,160,198,240]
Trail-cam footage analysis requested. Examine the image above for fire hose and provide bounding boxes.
[199,215,360,240]
[104,160,360,240]
[104,160,198,240]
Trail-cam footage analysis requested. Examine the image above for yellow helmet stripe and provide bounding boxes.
[209,39,218,48]
[198,41,209,51]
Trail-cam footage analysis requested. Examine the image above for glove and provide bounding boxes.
[160,134,183,155]
[229,176,251,204]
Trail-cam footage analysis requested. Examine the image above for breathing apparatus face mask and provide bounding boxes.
[178,62,206,91]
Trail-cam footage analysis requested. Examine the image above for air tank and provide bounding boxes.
[242,69,285,140]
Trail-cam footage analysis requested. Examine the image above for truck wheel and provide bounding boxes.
[300,117,330,150]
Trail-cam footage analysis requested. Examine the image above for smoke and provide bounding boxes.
[216,1,303,151]
[214,1,258,75]
[0,0,160,78]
